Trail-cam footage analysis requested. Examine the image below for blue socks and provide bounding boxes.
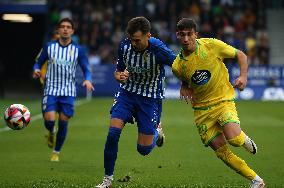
[103,128,158,175]
[54,120,68,152]
[104,127,122,176]
[44,120,55,132]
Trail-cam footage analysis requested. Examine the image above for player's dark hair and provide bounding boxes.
[177,18,197,32]
[58,17,74,29]
[126,16,151,36]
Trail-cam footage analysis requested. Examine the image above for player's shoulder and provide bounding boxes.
[149,37,165,48]
[198,38,226,49]
[119,38,131,46]
[198,38,225,45]
[197,38,216,44]
[45,40,57,47]
[149,37,173,55]
[70,40,82,48]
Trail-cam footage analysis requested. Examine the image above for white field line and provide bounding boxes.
[0,99,91,133]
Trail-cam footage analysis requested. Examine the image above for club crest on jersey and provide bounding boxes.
[143,50,150,62]
[191,70,211,85]
[69,49,74,56]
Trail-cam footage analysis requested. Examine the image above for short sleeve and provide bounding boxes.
[211,39,237,59]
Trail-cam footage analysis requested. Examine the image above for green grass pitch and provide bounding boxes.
[0,98,283,187]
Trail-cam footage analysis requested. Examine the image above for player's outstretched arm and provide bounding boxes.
[114,69,129,84]
[234,50,248,91]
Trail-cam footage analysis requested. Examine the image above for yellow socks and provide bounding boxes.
[228,131,245,147]
[215,144,256,180]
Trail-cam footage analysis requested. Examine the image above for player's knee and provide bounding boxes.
[228,131,245,147]
[137,144,153,156]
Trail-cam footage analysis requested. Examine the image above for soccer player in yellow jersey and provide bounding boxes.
[172,18,265,188]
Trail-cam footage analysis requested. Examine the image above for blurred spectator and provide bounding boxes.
[48,0,269,65]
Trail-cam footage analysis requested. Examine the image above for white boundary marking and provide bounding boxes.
[0,99,91,133]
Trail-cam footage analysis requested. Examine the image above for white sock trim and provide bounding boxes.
[253,175,263,182]
[105,175,113,181]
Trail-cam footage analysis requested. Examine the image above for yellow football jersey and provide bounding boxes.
[172,38,237,108]
[40,62,47,84]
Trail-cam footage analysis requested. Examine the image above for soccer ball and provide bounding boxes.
[4,104,31,130]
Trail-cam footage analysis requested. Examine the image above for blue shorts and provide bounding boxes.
[42,95,75,117]
[111,90,162,135]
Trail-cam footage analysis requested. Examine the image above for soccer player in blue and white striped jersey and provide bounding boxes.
[33,18,94,162]
[96,17,176,188]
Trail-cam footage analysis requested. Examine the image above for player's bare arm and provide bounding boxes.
[234,50,248,91]
[32,69,41,79]
[82,80,94,91]
[114,69,129,83]
[180,81,195,104]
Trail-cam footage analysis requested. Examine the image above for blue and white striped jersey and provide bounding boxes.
[33,40,91,97]
[117,37,176,99]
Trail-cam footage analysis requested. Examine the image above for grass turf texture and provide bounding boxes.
[0,98,283,187]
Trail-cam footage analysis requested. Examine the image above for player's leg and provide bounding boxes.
[42,95,57,148]
[223,123,257,154]
[135,97,161,156]
[218,101,257,154]
[210,135,265,187]
[210,134,257,179]
[50,96,74,162]
[97,91,133,188]
[216,102,264,186]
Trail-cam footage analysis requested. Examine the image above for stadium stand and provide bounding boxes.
[47,0,270,65]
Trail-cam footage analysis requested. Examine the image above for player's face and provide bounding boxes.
[58,22,74,40]
[176,29,198,55]
[130,31,151,52]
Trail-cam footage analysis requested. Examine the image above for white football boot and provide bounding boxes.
[243,135,257,154]
[156,123,165,147]
[96,177,112,188]
[250,179,265,188]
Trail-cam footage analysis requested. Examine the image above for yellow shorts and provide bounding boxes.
[193,101,240,147]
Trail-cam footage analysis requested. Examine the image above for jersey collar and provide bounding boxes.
[179,40,199,61]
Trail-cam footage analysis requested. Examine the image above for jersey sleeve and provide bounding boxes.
[153,39,176,67]
[211,38,237,59]
[33,43,48,70]
[78,46,92,81]
[116,40,127,71]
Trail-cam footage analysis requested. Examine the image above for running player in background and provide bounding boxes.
[172,18,265,188]
[33,18,94,162]
[96,16,176,188]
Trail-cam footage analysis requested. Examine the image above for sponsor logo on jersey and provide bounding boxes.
[191,70,211,85]
[127,66,150,73]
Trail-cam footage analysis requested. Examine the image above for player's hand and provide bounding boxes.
[82,80,94,92]
[114,70,129,83]
[180,82,195,104]
[33,69,41,79]
[234,76,247,91]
